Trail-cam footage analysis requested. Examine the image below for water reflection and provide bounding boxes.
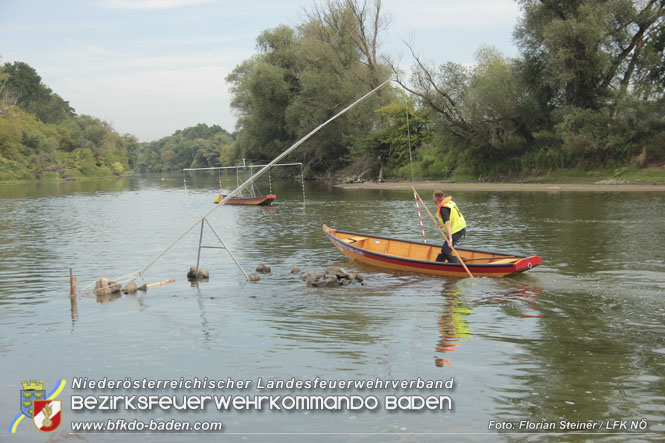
[69,294,78,330]
[435,281,472,367]
[95,292,123,304]
[434,277,543,368]
[477,277,543,319]
[493,286,637,426]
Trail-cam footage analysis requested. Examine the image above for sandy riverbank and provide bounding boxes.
[335,180,665,192]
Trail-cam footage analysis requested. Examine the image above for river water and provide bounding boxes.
[1,174,664,442]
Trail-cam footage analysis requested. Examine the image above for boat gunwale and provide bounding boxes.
[216,194,277,205]
[325,226,532,269]
[226,194,276,201]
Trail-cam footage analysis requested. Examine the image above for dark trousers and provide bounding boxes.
[436,228,466,263]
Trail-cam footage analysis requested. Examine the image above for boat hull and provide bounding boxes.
[323,225,541,278]
[214,194,276,206]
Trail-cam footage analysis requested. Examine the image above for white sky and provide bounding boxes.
[0,0,522,141]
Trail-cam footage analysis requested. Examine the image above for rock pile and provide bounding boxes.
[95,277,146,296]
[300,266,364,288]
[95,277,121,296]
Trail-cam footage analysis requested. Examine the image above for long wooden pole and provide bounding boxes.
[70,268,77,296]
[146,279,175,288]
[411,187,474,278]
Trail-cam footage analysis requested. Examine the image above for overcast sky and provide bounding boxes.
[0,0,522,141]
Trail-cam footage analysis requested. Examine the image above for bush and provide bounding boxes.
[111,162,125,175]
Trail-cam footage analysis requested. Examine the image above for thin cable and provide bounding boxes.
[405,97,414,181]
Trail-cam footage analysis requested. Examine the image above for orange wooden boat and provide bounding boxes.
[214,194,276,206]
[323,225,542,278]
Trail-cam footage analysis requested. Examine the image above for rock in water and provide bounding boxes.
[325,266,350,280]
[300,267,365,288]
[350,273,364,284]
[300,270,325,281]
[197,269,209,280]
[256,264,271,274]
[187,266,209,281]
[96,277,109,290]
[248,273,261,281]
[122,280,138,294]
[109,281,122,293]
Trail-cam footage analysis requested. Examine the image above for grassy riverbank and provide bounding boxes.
[0,172,133,185]
[336,166,665,192]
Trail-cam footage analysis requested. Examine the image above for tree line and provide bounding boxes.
[136,124,233,173]
[225,0,665,179]
[0,61,139,180]
[2,0,664,181]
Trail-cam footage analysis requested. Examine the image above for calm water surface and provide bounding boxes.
[1,174,664,442]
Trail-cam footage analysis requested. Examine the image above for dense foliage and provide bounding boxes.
[2,0,664,181]
[394,0,665,178]
[0,61,139,180]
[136,124,233,172]
[225,0,393,176]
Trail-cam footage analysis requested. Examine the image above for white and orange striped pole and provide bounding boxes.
[414,190,427,243]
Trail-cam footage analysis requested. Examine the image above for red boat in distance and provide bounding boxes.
[214,194,276,206]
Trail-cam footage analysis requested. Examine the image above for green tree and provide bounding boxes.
[226,0,392,175]
[227,26,300,162]
[136,123,234,172]
[361,98,432,172]
[2,61,74,123]
[393,47,538,168]
[515,0,665,110]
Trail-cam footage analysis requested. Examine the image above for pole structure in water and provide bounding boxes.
[139,79,392,277]
[211,79,391,210]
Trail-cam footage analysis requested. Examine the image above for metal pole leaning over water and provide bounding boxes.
[139,79,392,279]
[210,79,391,211]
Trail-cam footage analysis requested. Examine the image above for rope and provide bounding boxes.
[406,99,414,181]
[78,270,143,297]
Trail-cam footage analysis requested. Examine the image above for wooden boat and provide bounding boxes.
[214,194,276,206]
[323,225,542,278]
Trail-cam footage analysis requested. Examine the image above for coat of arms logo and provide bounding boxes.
[20,380,45,418]
[10,379,66,434]
[33,399,62,432]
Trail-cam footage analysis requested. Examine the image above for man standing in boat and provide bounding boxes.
[433,191,467,263]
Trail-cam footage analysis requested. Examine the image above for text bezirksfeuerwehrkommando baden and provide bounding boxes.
[70,377,455,412]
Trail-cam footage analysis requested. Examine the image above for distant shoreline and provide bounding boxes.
[335,180,665,192]
[0,174,132,185]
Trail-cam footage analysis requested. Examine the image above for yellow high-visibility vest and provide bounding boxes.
[436,200,467,234]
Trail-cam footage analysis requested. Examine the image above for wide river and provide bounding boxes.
[1,174,664,442]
